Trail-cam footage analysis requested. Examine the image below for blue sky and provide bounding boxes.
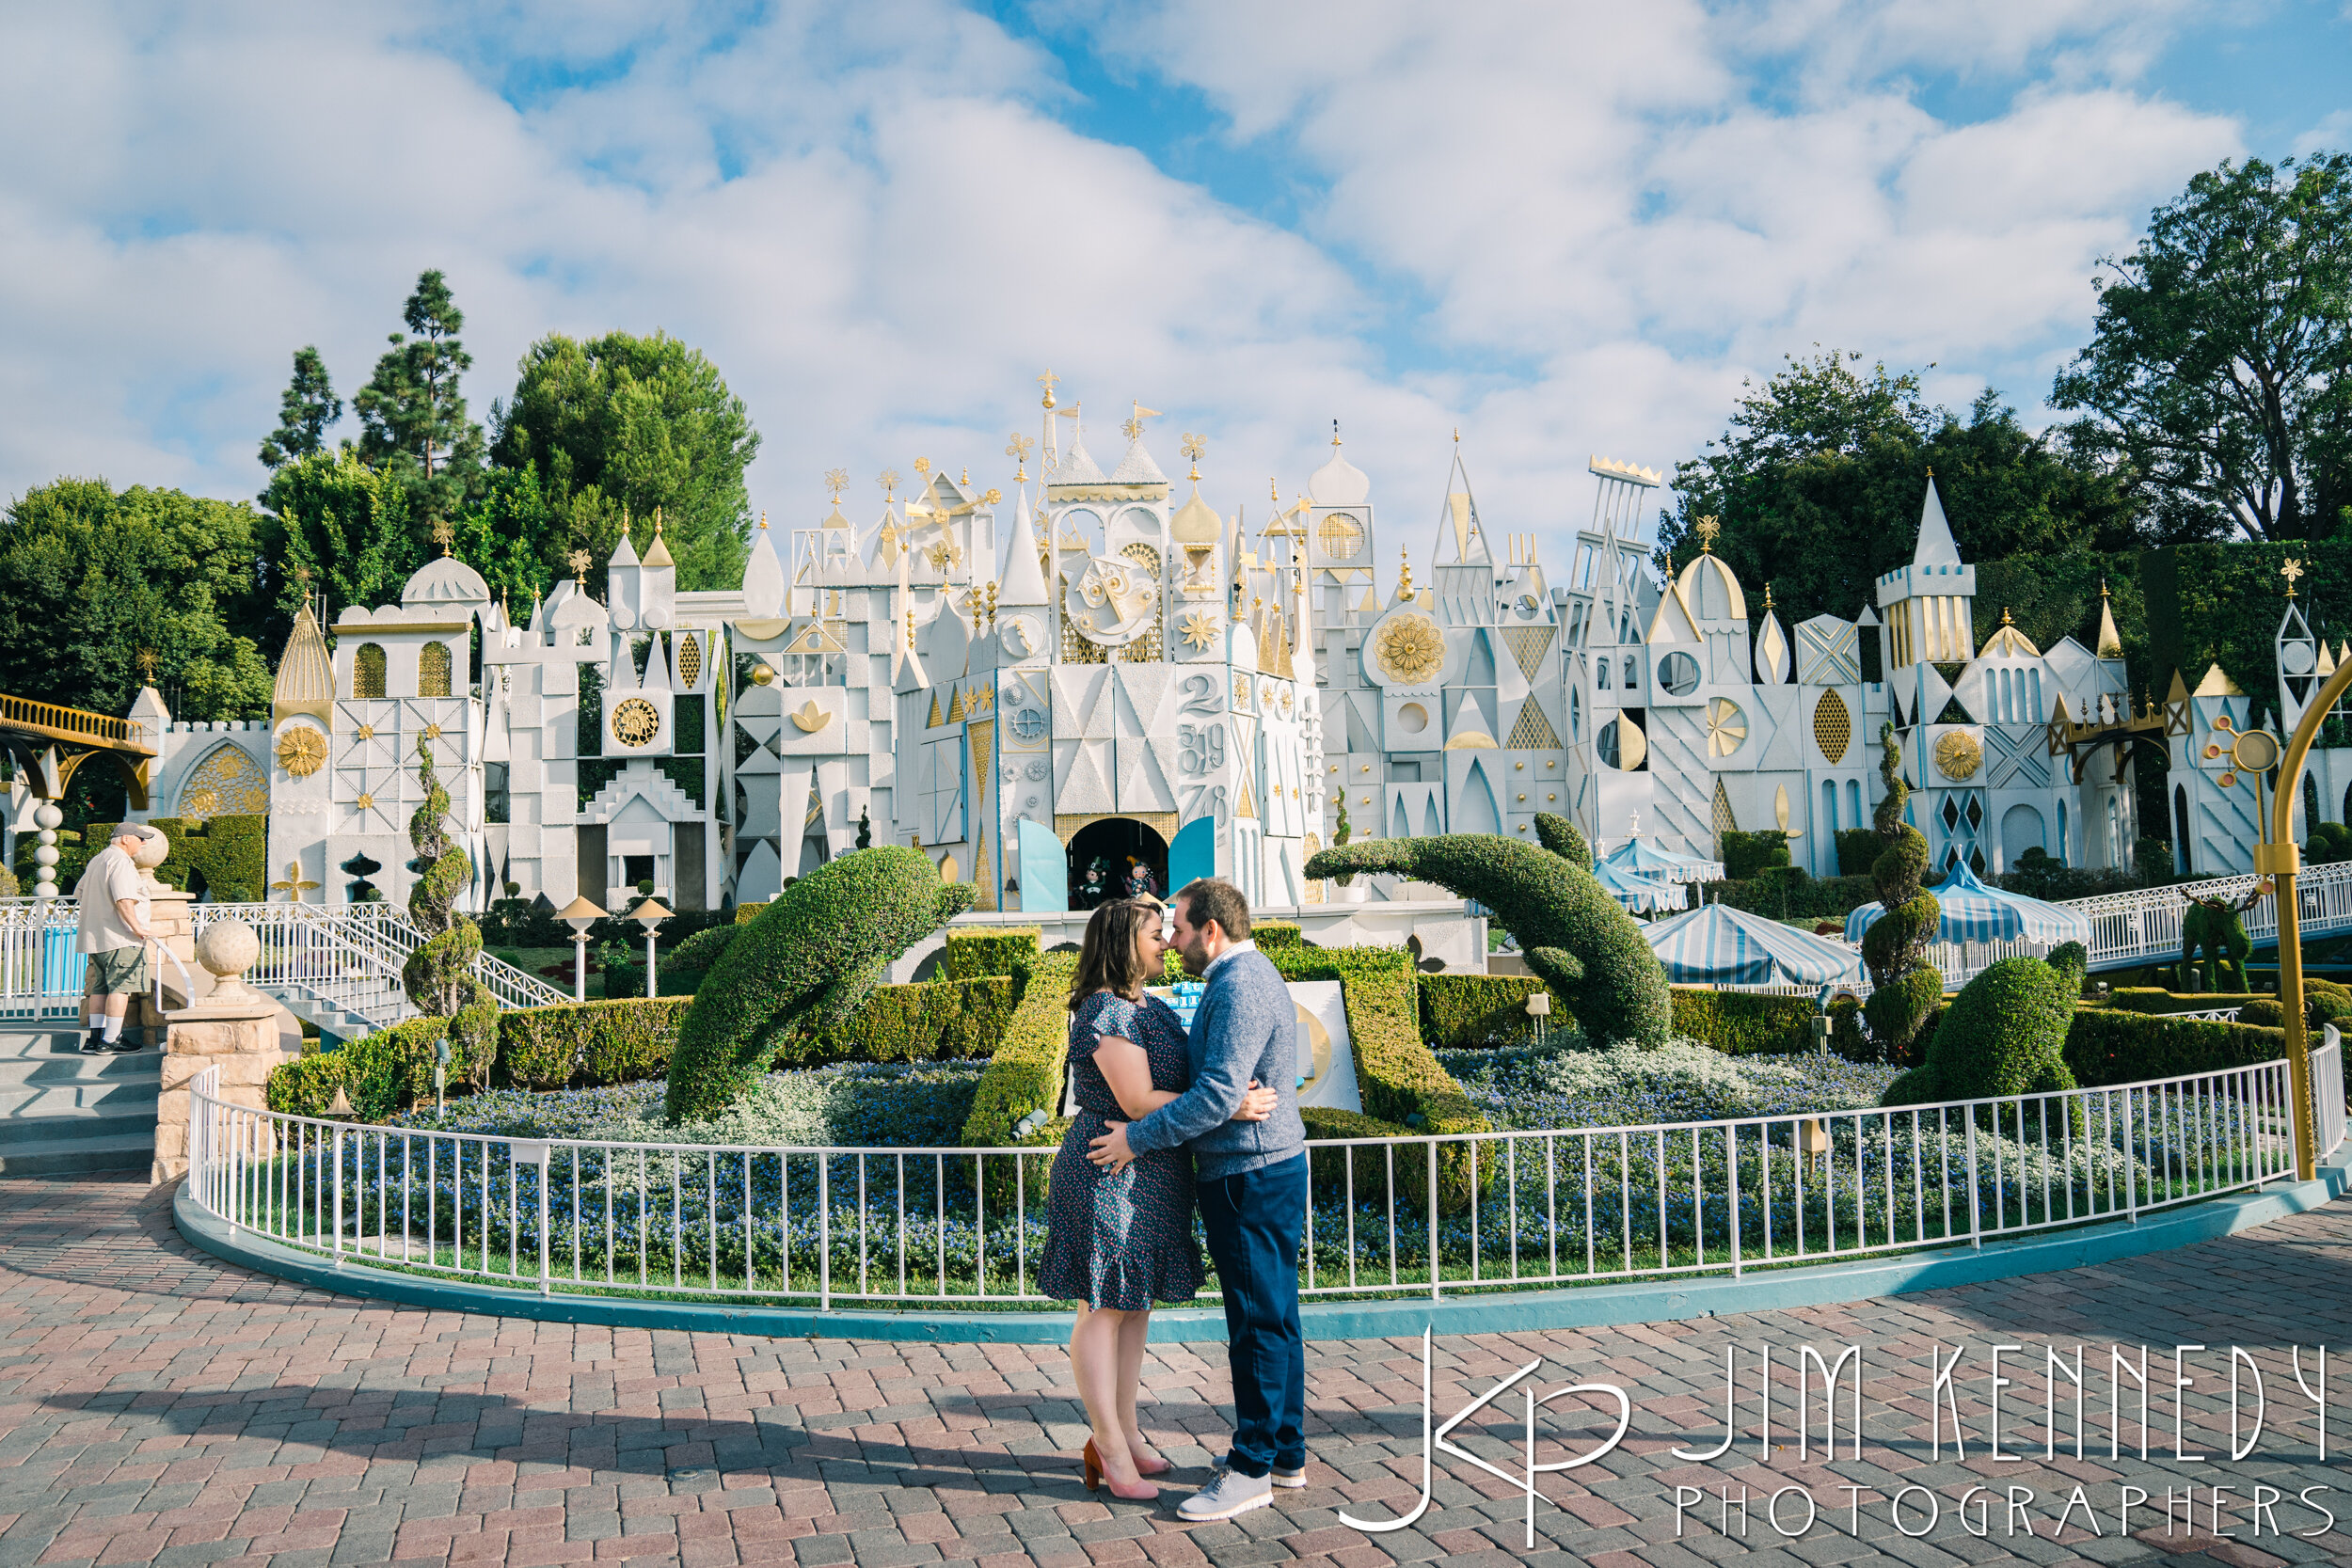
[1,0,2346,572]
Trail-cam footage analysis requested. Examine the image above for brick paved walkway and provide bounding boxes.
[0,1179,2347,1568]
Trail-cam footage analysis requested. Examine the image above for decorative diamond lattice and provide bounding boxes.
[178,744,267,822]
[1812,690,1851,765]
[1504,700,1560,751]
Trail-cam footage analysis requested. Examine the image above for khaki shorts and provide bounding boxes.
[85,945,150,997]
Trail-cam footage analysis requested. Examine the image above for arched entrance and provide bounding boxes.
[1067,817,1169,910]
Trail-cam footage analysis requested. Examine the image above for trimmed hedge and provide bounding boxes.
[943,928,1041,981]
[2105,988,2262,1015]
[1273,946,1492,1209]
[89,815,269,902]
[1669,989,1818,1056]
[1705,873,1880,923]
[1419,974,1552,1048]
[1884,956,2076,1106]
[2063,1007,2286,1087]
[1255,923,1305,951]
[499,998,695,1089]
[1304,833,1672,1047]
[1300,1105,1416,1204]
[666,847,974,1120]
[960,952,1081,1148]
[806,977,1016,1065]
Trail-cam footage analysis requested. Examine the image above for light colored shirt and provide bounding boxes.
[1201,938,1257,978]
[74,844,148,955]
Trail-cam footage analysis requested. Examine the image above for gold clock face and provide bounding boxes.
[612,697,662,748]
[1933,730,1982,781]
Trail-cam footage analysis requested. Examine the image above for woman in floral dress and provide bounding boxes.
[1041,898,1277,1500]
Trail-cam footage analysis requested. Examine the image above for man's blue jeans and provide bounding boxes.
[1198,1153,1308,1478]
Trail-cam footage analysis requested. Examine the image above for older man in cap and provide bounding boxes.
[75,823,162,1055]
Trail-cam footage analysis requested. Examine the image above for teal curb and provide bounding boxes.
[174,1147,2352,1344]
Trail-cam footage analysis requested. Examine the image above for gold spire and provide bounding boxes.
[1762,582,1773,611]
[1038,369,1058,410]
[1693,515,1720,555]
[568,548,590,583]
[1396,546,1413,598]
[757,510,768,531]
[878,468,899,500]
[431,516,454,557]
[1181,433,1205,482]
[2283,558,2304,597]
[1331,420,1342,449]
[136,647,156,685]
[2001,606,2013,626]
[1005,433,1033,483]
[824,468,849,504]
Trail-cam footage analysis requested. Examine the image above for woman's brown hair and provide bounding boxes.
[1069,898,1159,1009]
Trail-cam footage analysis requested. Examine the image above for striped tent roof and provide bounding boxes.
[1644,901,1867,987]
[1593,858,1683,914]
[1599,834,1717,885]
[1841,862,2092,946]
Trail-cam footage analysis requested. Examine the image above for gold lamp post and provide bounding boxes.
[2254,669,2352,1180]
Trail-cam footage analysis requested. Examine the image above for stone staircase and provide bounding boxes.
[0,1023,158,1176]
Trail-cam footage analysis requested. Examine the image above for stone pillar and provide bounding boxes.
[132,830,207,1040]
[154,918,294,1185]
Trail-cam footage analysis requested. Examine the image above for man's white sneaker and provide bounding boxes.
[1271,1465,1306,1489]
[1177,1465,1274,1522]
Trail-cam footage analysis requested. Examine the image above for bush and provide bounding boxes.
[942,928,1041,981]
[1704,873,1879,922]
[2105,987,2261,1015]
[1883,956,2076,1106]
[87,814,268,902]
[498,997,695,1089]
[266,1053,345,1117]
[1835,830,1880,878]
[1300,1106,1416,1207]
[1668,989,1818,1055]
[804,977,1017,1066]
[1255,922,1306,951]
[960,952,1080,1148]
[1305,833,1671,1048]
[1419,974,1553,1047]
[479,898,570,947]
[301,1015,493,1122]
[665,847,974,1121]
[1272,946,1492,1210]
[1721,830,1792,882]
[2310,822,2352,865]
[2062,1008,2286,1086]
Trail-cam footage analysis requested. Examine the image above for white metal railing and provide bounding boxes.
[184,1042,2343,1308]
[0,897,566,1030]
[2057,858,2352,974]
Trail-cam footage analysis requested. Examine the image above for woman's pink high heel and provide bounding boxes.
[1082,1439,1161,1501]
[1130,1448,1173,1477]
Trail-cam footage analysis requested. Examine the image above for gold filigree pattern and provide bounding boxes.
[1812,690,1851,765]
[275,727,326,778]
[1933,730,1983,781]
[177,744,267,823]
[612,697,662,748]
[1374,613,1445,685]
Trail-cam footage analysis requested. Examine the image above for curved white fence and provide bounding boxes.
[183,1038,2344,1309]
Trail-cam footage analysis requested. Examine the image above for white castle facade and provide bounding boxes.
[114,383,2150,912]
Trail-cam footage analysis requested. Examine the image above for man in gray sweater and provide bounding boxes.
[1089,879,1308,1521]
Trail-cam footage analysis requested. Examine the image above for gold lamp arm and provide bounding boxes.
[2264,657,2352,1180]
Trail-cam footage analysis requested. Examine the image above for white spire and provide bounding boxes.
[741,513,787,618]
[997,487,1049,608]
[1913,475,1961,568]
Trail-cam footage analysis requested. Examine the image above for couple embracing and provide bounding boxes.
[1035,878,1308,1522]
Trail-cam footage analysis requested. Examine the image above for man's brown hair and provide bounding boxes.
[1174,878,1250,941]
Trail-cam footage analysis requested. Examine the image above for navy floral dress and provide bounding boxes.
[1038,990,1206,1308]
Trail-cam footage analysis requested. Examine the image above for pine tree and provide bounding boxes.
[354,270,484,516]
[259,346,342,468]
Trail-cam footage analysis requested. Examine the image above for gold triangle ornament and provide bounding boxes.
[927,692,945,728]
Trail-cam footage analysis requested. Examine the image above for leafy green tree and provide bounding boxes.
[2053,153,2352,543]
[1660,351,2144,629]
[258,346,342,469]
[259,450,424,632]
[353,269,484,516]
[491,330,761,591]
[450,466,554,614]
[0,481,273,721]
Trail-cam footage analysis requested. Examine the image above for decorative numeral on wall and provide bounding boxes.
[1179,722,1226,775]
[1179,673,1223,716]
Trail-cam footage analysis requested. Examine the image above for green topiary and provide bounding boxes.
[2046,941,2090,994]
[2182,895,2254,992]
[1882,955,2078,1107]
[2308,821,2352,865]
[942,928,1041,981]
[663,847,974,1121]
[1305,833,1671,1047]
[1533,812,1593,870]
[960,952,1080,1148]
[1835,828,1881,877]
[1421,974,1554,1047]
[1720,830,1792,882]
[397,741,500,1089]
[1669,988,1817,1055]
[1860,723,1943,1061]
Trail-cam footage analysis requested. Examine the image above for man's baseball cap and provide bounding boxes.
[111,823,163,845]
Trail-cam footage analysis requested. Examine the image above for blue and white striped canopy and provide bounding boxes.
[1841,861,2091,946]
[1644,901,1867,987]
[1593,858,1683,914]
[1599,835,1716,885]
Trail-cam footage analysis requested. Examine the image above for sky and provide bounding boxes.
[1,0,2347,575]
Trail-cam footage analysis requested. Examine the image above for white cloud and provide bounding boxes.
[0,0,2255,594]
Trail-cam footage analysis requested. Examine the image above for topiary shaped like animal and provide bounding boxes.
[664,847,975,1120]
[1304,831,1671,1047]
[2181,895,2254,992]
[1534,812,1593,870]
[1882,952,2079,1107]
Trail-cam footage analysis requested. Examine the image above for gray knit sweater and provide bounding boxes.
[1123,945,1308,1180]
